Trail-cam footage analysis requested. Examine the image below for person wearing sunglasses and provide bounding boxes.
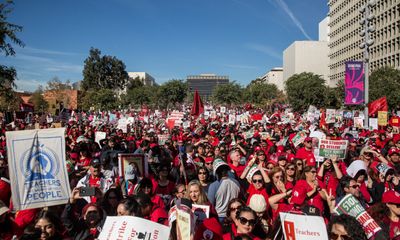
[266,167,288,202]
[240,156,270,205]
[223,206,261,240]
[197,166,211,195]
[295,137,316,167]
[284,163,297,190]
[328,214,367,240]
[317,156,344,198]
[222,198,245,233]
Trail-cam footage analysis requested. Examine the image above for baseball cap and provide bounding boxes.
[248,194,267,213]
[90,158,101,167]
[304,137,312,142]
[389,148,400,156]
[382,190,400,204]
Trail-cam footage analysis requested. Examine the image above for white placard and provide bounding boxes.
[95,131,107,145]
[369,118,378,130]
[98,216,170,240]
[279,212,328,240]
[117,118,128,133]
[6,128,70,210]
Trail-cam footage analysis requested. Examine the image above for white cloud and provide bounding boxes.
[271,0,312,40]
[18,46,82,56]
[245,43,282,59]
[14,79,45,91]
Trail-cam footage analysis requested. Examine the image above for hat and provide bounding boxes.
[212,158,229,175]
[389,148,400,156]
[382,190,400,204]
[90,158,101,167]
[0,200,9,216]
[193,218,223,240]
[304,137,312,142]
[248,194,267,212]
[205,157,214,163]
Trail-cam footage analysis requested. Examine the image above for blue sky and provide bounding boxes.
[2,0,328,92]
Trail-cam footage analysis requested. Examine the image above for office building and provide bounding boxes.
[187,74,229,97]
[128,72,157,86]
[260,67,284,91]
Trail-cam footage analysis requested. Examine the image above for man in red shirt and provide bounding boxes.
[228,149,245,178]
[295,137,316,167]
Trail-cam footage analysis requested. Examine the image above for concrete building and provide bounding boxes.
[187,74,229,97]
[260,67,284,91]
[128,72,156,86]
[283,41,330,85]
[328,0,400,86]
[319,17,330,42]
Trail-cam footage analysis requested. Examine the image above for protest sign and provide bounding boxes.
[334,194,381,239]
[98,216,170,240]
[354,117,364,129]
[326,109,336,123]
[378,111,388,126]
[177,207,192,240]
[6,128,70,210]
[369,118,378,130]
[158,134,170,146]
[117,118,128,133]
[318,139,348,159]
[246,164,259,182]
[229,114,236,125]
[95,131,107,145]
[292,131,307,147]
[220,106,226,113]
[279,212,328,240]
[118,154,146,180]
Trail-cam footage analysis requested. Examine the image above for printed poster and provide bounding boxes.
[318,139,348,159]
[95,131,107,145]
[354,117,364,129]
[345,61,365,105]
[6,128,71,210]
[118,154,146,180]
[292,131,307,147]
[98,216,170,240]
[334,194,381,239]
[378,111,388,126]
[326,109,336,124]
[369,118,378,130]
[279,212,328,240]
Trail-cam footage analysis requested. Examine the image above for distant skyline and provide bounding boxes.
[2,0,328,91]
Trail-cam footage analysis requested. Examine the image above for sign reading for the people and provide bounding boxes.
[334,194,382,239]
[6,128,70,210]
[98,216,170,240]
[318,139,348,159]
[279,212,328,240]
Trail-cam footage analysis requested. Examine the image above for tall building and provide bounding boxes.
[260,67,284,91]
[283,41,330,85]
[187,74,229,97]
[319,17,330,42]
[128,72,157,86]
[328,0,400,86]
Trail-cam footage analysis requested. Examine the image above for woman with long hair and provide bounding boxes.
[222,198,245,233]
[197,166,211,195]
[284,163,297,190]
[223,206,261,240]
[34,210,65,240]
[101,188,123,216]
[266,167,287,199]
[185,180,209,205]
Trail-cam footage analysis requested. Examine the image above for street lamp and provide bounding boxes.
[359,0,375,128]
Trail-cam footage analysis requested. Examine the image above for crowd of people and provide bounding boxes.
[0,105,400,240]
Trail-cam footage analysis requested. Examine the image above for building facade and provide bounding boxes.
[260,67,284,91]
[283,41,330,85]
[328,0,400,86]
[187,74,229,97]
[128,72,156,86]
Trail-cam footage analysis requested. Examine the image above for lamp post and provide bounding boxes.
[359,0,376,128]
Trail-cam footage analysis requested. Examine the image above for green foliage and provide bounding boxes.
[157,79,188,108]
[122,85,158,107]
[126,77,144,91]
[45,76,72,91]
[211,82,243,105]
[243,81,280,106]
[369,66,400,109]
[81,89,119,111]
[0,0,24,56]
[29,86,49,112]
[82,48,129,91]
[285,72,327,111]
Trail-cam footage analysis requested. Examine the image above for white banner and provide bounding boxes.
[6,128,70,210]
[279,212,328,240]
[95,131,107,145]
[98,216,170,240]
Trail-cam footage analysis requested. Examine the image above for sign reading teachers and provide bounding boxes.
[279,212,328,240]
[6,128,70,210]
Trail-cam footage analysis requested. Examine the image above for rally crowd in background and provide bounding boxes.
[1,104,400,240]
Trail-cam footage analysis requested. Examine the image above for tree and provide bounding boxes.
[243,81,280,106]
[211,82,243,105]
[157,80,188,108]
[126,77,144,91]
[369,66,400,110]
[81,47,129,91]
[122,85,158,107]
[29,86,49,112]
[46,76,72,91]
[81,89,119,111]
[285,72,327,111]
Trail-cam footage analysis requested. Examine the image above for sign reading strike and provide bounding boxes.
[98,216,170,240]
[6,128,70,210]
[318,139,348,159]
[279,212,328,240]
[334,194,381,239]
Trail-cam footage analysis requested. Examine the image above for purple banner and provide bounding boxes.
[345,61,365,105]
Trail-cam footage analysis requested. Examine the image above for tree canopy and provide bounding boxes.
[29,86,49,112]
[369,66,400,109]
[243,80,280,106]
[81,47,129,91]
[211,82,243,105]
[157,79,188,108]
[81,89,119,111]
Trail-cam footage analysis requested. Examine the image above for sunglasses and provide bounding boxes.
[348,184,360,189]
[229,205,242,212]
[329,232,352,240]
[296,163,303,166]
[198,172,207,175]
[266,167,274,170]
[252,179,263,184]
[307,170,317,174]
[238,216,256,227]
[205,162,212,165]
[287,167,295,170]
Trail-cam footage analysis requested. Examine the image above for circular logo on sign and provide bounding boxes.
[20,144,59,181]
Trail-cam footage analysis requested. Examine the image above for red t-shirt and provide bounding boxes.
[295,147,316,167]
[229,163,246,178]
[88,176,101,202]
[390,219,400,239]
[293,179,325,213]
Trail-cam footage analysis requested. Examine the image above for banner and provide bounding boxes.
[345,61,365,105]
[279,212,328,240]
[368,97,388,116]
[98,216,170,240]
[334,194,381,239]
[318,139,348,159]
[378,111,388,126]
[6,128,70,210]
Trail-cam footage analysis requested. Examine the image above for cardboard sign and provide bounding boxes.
[369,118,378,130]
[279,212,328,240]
[118,154,146,180]
[334,194,381,239]
[177,208,191,240]
[229,114,236,125]
[98,216,170,240]
[353,117,364,129]
[6,128,70,210]
[117,118,128,133]
[95,131,107,145]
[292,131,307,147]
[158,134,170,146]
[378,111,388,126]
[318,139,348,159]
[326,109,336,123]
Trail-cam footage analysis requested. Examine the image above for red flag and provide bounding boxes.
[190,90,204,118]
[368,97,388,116]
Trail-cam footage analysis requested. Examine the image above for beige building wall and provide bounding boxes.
[328,0,400,86]
[260,68,284,91]
[283,41,330,86]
